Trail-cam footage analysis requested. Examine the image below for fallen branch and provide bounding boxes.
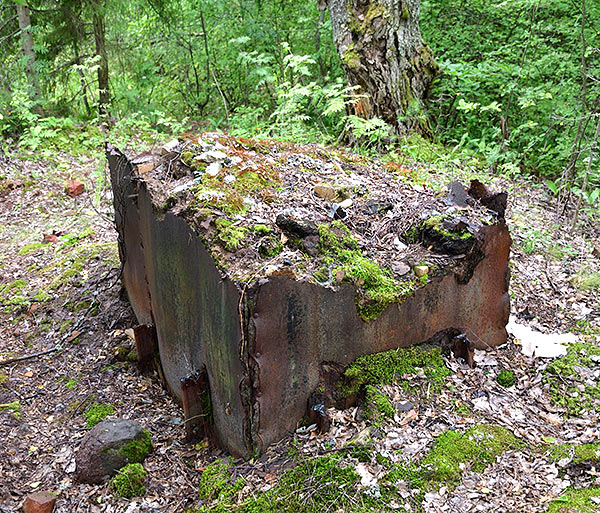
[0,346,62,366]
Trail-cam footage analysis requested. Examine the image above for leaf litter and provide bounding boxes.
[0,136,599,512]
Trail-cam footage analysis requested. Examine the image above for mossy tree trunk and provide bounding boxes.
[325,0,438,132]
[91,0,109,117]
[16,3,42,109]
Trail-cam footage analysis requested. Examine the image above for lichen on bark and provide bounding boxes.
[325,0,438,132]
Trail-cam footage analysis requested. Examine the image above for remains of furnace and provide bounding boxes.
[108,133,511,458]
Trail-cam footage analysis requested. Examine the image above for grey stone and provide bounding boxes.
[75,419,152,484]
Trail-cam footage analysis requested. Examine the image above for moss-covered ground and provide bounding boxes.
[421,424,522,488]
[546,488,600,513]
[83,401,115,428]
[110,463,147,498]
[544,341,600,415]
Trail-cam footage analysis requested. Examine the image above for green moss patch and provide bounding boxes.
[18,242,46,256]
[198,458,245,510]
[240,454,370,513]
[339,345,451,399]
[191,164,279,217]
[110,463,147,498]
[544,441,600,465]
[544,341,600,416]
[83,402,115,428]
[215,219,248,252]
[547,487,600,513]
[258,236,282,258]
[496,369,516,387]
[318,221,418,321]
[119,429,153,463]
[421,424,522,489]
[363,385,394,424]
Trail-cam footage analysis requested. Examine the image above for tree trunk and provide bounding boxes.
[16,3,42,105]
[91,1,109,117]
[325,0,438,132]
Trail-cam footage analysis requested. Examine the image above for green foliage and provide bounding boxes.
[83,402,115,428]
[0,401,21,413]
[110,463,147,499]
[422,0,600,185]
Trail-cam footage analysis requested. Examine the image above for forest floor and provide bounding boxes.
[1,132,599,513]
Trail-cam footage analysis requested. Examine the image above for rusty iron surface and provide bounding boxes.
[109,146,251,457]
[109,145,511,458]
[250,223,511,451]
[133,323,157,371]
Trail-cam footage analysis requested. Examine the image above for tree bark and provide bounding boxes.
[16,3,42,105]
[325,0,438,132]
[91,1,109,117]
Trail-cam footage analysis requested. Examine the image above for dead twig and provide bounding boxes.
[0,346,62,366]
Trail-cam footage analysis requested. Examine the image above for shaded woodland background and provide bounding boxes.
[1,0,599,219]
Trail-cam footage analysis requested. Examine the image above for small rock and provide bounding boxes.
[313,183,352,202]
[131,154,158,174]
[205,162,221,176]
[392,262,411,276]
[198,150,227,163]
[226,156,243,167]
[445,181,472,207]
[413,265,429,277]
[160,139,180,155]
[75,419,152,484]
[314,183,337,200]
[66,181,84,198]
[275,214,318,238]
[363,201,393,215]
[396,400,414,412]
[393,237,407,251]
[23,491,56,513]
[224,174,236,184]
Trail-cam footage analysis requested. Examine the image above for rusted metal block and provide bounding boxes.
[181,368,213,442]
[133,323,157,372]
[108,138,511,458]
